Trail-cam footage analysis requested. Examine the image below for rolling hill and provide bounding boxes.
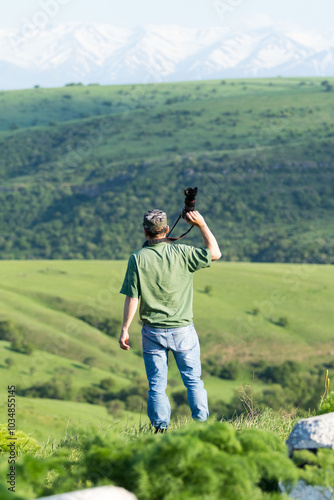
[0,77,334,262]
[0,260,333,443]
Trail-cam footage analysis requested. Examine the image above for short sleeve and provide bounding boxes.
[120,254,141,298]
[187,246,212,273]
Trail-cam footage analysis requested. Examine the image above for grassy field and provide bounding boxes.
[0,77,330,132]
[0,260,333,444]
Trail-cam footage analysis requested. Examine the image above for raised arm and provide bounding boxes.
[185,211,222,261]
[119,295,139,350]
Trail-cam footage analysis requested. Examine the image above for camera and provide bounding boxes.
[182,187,198,219]
[166,186,198,239]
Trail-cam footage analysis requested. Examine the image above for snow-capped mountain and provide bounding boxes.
[0,23,333,90]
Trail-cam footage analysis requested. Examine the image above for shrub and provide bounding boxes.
[83,356,97,368]
[219,360,243,380]
[0,320,34,354]
[0,424,39,455]
[66,422,299,499]
[0,320,20,342]
[117,377,148,401]
[6,421,334,499]
[125,395,146,413]
[277,317,289,327]
[18,377,73,400]
[99,378,115,391]
[78,386,104,405]
[258,361,300,385]
[106,399,125,416]
[0,484,25,500]
[4,357,15,368]
[10,339,34,355]
[79,314,121,338]
[317,392,334,415]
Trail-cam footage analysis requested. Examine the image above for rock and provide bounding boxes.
[282,413,334,499]
[286,412,334,454]
[37,485,138,500]
[280,480,334,500]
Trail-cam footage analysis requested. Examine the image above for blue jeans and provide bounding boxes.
[142,322,209,429]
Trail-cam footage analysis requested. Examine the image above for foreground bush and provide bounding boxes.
[0,425,39,455]
[1,418,334,499]
[1,421,299,499]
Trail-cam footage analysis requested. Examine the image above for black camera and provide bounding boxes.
[182,187,198,219]
[166,186,198,239]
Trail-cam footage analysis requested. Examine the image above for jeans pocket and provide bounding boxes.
[142,332,162,353]
[172,327,197,352]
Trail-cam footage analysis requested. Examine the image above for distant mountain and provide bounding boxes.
[1,23,334,89]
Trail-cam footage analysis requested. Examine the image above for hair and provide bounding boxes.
[144,225,168,239]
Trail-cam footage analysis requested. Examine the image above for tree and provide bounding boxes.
[321,80,333,92]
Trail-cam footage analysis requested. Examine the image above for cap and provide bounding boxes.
[143,209,167,233]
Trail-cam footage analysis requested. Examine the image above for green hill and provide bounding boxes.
[0,260,333,443]
[0,77,334,261]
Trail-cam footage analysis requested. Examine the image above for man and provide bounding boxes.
[119,209,221,432]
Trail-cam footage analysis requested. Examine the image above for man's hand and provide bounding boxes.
[185,210,206,228]
[119,330,130,350]
[119,296,138,351]
[186,210,222,261]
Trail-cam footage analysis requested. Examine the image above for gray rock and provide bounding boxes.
[37,486,138,500]
[280,480,334,500]
[286,412,334,454]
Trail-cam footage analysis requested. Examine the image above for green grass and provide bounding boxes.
[0,260,333,443]
[1,260,334,360]
[0,77,331,134]
[2,394,143,445]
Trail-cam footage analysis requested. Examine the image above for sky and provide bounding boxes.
[1,0,334,32]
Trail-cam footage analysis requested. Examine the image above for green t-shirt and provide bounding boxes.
[120,242,211,328]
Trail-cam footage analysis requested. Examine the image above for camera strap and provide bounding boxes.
[166,213,194,239]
